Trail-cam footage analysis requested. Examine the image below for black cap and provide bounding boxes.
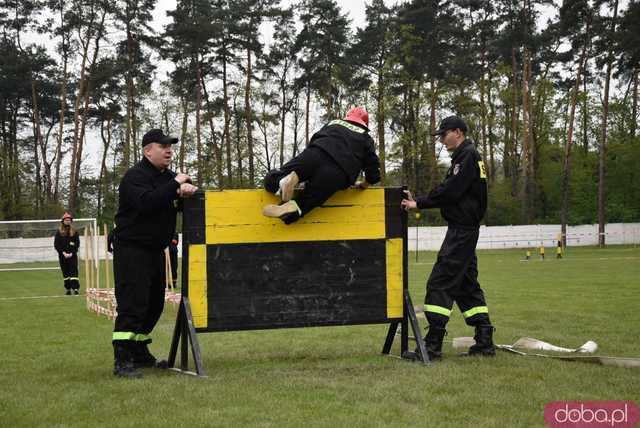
[142,129,179,147]
[431,116,468,136]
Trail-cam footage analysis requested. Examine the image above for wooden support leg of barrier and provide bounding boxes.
[168,297,206,377]
[382,322,399,355]
[381,290,430,365]
[404,291,429,364]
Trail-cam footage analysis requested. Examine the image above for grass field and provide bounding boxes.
[0,246,638,427]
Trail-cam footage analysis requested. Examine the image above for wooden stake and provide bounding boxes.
[93,225,99,289]
[83,227,91,289]
[165,247,173,291]
[103,224,111,289]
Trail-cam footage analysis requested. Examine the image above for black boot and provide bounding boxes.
[403,326,447,362]
[467,325,496,356]
[423,326,447,361]
[113,342,142,378]
[133,342,168,369]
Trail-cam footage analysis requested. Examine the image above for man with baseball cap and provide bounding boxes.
[111,128,198,378]
[262,107,381,224]
[401,115,495,361]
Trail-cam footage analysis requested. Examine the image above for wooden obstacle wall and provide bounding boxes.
[181,188,407,332]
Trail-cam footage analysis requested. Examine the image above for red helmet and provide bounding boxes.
[61,212,73,221]
[345,107,369,128]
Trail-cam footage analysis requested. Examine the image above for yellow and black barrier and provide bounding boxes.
[168,188,428,375]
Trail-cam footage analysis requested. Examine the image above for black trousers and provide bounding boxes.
[112,242,165,345]
[424,227,491,328]
[264,146,350,218]
[58,254,79,290]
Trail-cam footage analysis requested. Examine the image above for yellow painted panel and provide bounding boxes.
[204,188,386,244]
[188,245,207,328]
[385,238,404,319]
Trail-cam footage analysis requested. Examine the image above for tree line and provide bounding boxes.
[1,0,639,244]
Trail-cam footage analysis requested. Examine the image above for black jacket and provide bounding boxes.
[54,229,80,254]
[309,119,381,184]
[416,140,487,229]
[114,157,181,250]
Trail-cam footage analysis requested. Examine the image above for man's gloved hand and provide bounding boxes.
[401,189,417,211]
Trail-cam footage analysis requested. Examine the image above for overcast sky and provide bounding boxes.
[151,0,389,30]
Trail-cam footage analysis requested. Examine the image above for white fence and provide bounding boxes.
[1,224,639,264]
[0,235,183,265]
[408,223,640,251]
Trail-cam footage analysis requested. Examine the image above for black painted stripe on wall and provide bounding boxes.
[384,187,404,239]
[183,191,205,245]
[204,239,388,331]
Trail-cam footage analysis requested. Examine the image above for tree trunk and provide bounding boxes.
[42,119,56,203]
[376,74,386,184]
[68,28,92,212]
[233,98,243,187]
[598,0,618,247]
[582,77,588,155]
[124,5,135,168]
[70,8,106,213]
[279,76,287,169]
[223,52,232,187]
[54,2,68,203]
[521,48,535,223]
[632,68,638,139]
[179,96,188,173]
[68,38,90,211]
[409,86,419,193]
[98,116,111,217]
[510,48,519,195]
[428,81,438,192]
[487,69,496,183]
[401,89,410,187]
[560,26,590,246]
[259,99,271,171]
[30,80,43,214]
[305,82,311,146]
[201,74,223,188]
[479,68,488,171]
[292,90,301,158]
[195,57,203,186]
[245,47,254,186]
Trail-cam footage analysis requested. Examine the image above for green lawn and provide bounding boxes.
[0,246,638,427]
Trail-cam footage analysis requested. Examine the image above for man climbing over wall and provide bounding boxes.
[262,107,381,224]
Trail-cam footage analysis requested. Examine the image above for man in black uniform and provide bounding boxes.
[401,116,495,361]
[262,107,381,224]
[111,129,198,378]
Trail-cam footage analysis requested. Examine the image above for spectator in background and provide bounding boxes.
[54,212,80,295]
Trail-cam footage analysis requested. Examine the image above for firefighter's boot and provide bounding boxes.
[467,325,496,356]
[113,342,142,378]
[133,342,169,369]
[278,171,299,202]
[403,326,447,362]
[262,200,301,224]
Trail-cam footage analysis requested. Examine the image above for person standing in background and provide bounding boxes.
[54,212,80,295]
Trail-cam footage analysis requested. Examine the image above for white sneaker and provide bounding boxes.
[278,172,299,202]
[262,200,301,218]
